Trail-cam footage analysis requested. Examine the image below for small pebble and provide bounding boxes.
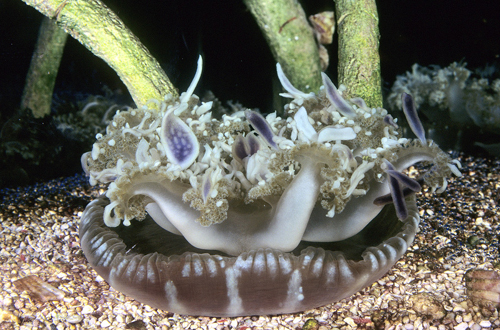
[344,317,356,327]
[479,320,491,327]
[454,322,469,330]
[0,309,19,324]
[14,300,24,309]
[66,314,83,324]
[2,297,13,307]
[303,318,319,330]
[81,305,94,314]
[470,323,481,330]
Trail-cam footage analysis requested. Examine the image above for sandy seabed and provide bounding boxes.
[1,153,499,330]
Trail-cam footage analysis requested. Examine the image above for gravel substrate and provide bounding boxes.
[1,153,499,330]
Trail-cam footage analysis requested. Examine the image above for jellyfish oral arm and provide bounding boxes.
[129,157,322,256]
[302,180,387,242]
[260,156,323,251]
[302,148,440,242]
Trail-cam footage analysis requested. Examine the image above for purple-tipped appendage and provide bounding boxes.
[402,93,426,145]
[161,112,199,169]
[247,133,260,155]
[350,97,368,110]
[276,63,312,99]
[232,133,261,162]
[386,170,421,193]
[373,180,423,207]
[383,115,399,128]
[233,135,248,161]
[380,160,421,220]
[245,110,277,149]
[388,174,407,220]
[321,73,356,118]
[202,173,211,203]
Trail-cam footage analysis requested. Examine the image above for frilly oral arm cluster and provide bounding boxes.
[82,56,461,256]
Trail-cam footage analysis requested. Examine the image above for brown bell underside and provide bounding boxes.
[80,195,419,317]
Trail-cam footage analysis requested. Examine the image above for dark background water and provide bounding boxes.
[0,0,499,187]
